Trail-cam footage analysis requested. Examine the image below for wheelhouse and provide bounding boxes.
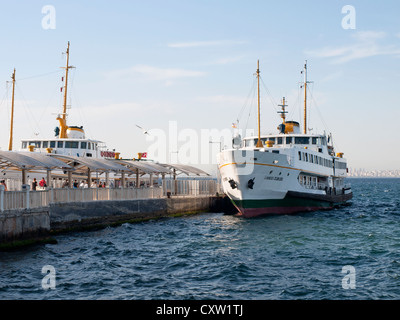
[20,139,102,158]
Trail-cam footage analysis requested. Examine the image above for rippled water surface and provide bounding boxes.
[1,178,400,300]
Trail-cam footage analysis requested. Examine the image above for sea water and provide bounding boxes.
[0,178,399,300]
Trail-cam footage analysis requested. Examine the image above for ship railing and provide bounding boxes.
[324,186,351,195]
[343,183,352,194]
[344,183,352,190]
[300,182,352,195]
[302,184,320,190]
[318,183,328,190]
[302,183,335,191]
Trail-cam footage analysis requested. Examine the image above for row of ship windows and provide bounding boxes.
[299,151,333,168]
[298,151,347,170]
[245,136,327,147]
[22,141,98,150]
[298,175,319,187]
[335,162,347,170]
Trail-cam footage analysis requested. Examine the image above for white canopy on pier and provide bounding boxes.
[47,154,130,174]
[0,151,71,170]
[161,163,210,176]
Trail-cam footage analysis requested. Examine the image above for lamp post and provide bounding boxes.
[209,139,222,152]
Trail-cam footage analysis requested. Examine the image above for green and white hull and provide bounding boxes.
[217,143,352,218]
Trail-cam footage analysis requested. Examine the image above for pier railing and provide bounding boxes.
[0,179,221,211]
[163,179,220,197]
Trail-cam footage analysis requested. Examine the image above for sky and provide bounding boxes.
[0,0,399,176]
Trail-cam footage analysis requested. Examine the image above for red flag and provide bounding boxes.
[142,152,147,158]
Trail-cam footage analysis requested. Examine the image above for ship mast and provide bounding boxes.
[256,60,263,148]
[278,97,288,123]
[57,41,73,139]
[8,68,16,151]
[301,60,312,135]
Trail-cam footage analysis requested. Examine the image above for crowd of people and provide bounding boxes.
[1,178,113,191]
[0,177,148,191]
[61,179,112,189]
[32,177,47,191]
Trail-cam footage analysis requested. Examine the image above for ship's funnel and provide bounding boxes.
[283,121,300,134]
[67,126,85,139]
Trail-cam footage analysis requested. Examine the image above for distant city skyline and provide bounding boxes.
[348,168,400,178]
[0,1,400,172]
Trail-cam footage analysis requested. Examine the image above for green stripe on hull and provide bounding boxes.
[230,196,334,217]
[233,197,332,209]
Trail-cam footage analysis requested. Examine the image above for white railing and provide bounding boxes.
[49,187,164,203]
[0,187,163,211]
[0,179,221,211]
[163,179,221,197]
[1,188,50,211]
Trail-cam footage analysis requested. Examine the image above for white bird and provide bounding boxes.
[136,124,150,135]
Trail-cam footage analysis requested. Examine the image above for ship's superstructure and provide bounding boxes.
[14,42,118,159]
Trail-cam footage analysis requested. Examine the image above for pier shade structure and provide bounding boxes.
[0,151,219,210]
[0,151,225,245]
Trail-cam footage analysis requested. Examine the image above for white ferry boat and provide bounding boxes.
[17,42,119,160]
[0,42,121,186]
[217,61,353,218]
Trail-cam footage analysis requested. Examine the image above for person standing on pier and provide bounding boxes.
[39,177,47,188]
[62,179,69,188]
[32,178,38,191]
[0,180,7,191]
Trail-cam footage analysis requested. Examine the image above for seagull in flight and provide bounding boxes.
[136,124,150,135]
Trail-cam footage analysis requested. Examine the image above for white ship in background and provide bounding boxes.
[17,42,119,160]
[0,42,122,185]
[217,61,353,218]
[0,42,213,194]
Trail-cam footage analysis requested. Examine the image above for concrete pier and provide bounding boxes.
[49,196,222,232]
[0,208,50,243]
[0,195,234,248]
